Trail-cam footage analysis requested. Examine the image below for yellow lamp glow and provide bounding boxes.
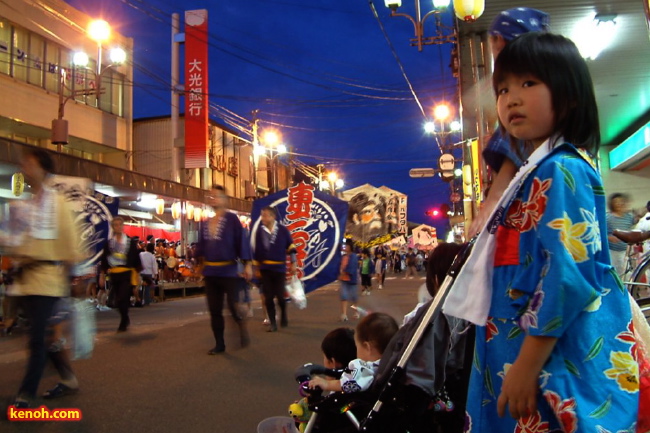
[88,19,111,43]
[327,172,338,182]
[12,172,24,197]
[186,203,194,220]
[262,130,280,147]
[155,198,165,215]
[171,202,181,219]
[453,0,484,22]
[434,104,451,121]
[194,209,202,222]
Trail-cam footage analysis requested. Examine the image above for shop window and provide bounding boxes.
[44,41,60,93]
[98,69,111,113]
[12,25,28,82]
[85,58,98,108]
[0,18,10,76]
[111,71,124,116]
[27,32,44,87]
[60,49,74,100]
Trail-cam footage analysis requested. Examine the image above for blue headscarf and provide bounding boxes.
[489,7,550,41]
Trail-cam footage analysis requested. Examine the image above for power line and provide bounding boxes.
[367,0,426,119]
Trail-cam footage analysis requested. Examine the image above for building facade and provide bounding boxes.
[133,116,292,203]
[0,0,133,168]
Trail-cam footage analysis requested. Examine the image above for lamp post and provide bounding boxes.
[384,0,456,51]
[319,171,344,196]
[424,102,461,152]
[256,129,286,194]
[51,19,126,149]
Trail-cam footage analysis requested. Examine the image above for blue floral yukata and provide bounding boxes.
[465,143,639,432]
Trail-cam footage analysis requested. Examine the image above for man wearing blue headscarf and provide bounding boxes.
[468,7,550,237]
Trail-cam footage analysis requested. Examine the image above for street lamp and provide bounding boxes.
[384,0,456,51]
[319,171,345,195]
[258,128,286,193]
[427,103,460,146]
[51,19,127,148]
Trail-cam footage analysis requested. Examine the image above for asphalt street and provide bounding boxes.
[0,273,426,433]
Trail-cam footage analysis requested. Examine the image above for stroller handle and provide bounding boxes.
[295,363,345,398]
[448,236,476,278]
[294,363,344,383]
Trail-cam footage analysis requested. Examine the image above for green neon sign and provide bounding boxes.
[609,123,650,170]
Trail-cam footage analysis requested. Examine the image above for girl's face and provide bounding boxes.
[496,73,555,148]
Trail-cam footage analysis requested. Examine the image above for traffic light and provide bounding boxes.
[425,204,450,218]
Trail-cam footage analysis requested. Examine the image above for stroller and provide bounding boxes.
[287,243,475,433]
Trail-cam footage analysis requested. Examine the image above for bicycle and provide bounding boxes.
[613,230,650,317]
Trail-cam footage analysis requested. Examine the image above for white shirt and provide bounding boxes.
[340,359,380,393]
[139,251,157,275]
[634,211,650,252]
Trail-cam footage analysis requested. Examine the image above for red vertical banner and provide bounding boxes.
[184,9,209,169]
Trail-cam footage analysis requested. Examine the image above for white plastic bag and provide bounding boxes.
[286,275,307,309]
[71,298,96,360]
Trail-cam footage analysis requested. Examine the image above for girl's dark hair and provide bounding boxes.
[356,312,398,355]
[493,32,600,157]
[426,242,464,298]
[321,327,356,367]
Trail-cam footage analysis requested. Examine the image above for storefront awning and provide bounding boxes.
[0,138,252,213]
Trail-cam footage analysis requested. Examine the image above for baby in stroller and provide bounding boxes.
[293,243,474,433]
[292,314,398,433]
[308,313,398,394]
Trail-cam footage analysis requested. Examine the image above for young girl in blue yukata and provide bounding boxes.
[461,32,640,432]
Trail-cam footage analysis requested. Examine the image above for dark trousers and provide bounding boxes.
[205,276,243,349]
[18,296,74,398]
[110,271,132,330]
[260,270,287,326]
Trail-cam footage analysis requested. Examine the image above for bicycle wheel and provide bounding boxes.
[628,255,650,309]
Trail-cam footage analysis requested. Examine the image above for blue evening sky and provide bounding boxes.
[67,0,462,236]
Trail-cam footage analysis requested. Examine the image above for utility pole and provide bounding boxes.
[251,109,259,189]
[171,13,181,184]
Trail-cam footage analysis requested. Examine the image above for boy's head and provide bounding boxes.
[355,312,398,361]
[321,327,356,369]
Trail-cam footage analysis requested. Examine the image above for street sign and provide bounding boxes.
[439,154,455,170]
[409,168,436,178]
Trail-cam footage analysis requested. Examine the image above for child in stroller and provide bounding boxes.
[289,327,357,431]
[292,313,398,433]
[308,313,398,394]
[292,243,474,433]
